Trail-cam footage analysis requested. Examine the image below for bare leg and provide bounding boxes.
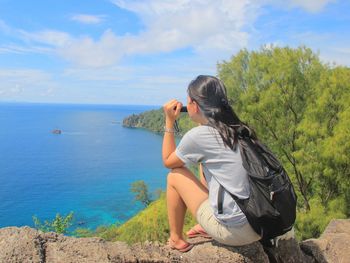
[167,180,186,242]
[186,164,209,236]
[167,167,209,248]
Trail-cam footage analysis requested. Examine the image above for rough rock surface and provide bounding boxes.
[301,219,350,263]
[260,229,311,263]
[0,227,269,263]
[0,219,349,263]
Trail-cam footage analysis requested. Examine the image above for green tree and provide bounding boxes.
[296,66,350,211]
[130,180,153,207]
[33,212,74,234]
[218,46,325,210]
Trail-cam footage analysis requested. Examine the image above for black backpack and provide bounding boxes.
[217,126,297,241]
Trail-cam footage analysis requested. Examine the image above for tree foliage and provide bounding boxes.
[296,66,350,211]
[130,180,153,207]
[33,212,74,234]
[218,46,349,214]
[122,107,195,136]
[122,109,165,133]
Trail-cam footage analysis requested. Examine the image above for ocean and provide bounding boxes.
[0,102,168,231]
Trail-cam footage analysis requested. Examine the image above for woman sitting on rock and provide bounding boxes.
[162,75,261,252]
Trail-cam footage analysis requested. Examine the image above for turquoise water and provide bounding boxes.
[0,102,168,230]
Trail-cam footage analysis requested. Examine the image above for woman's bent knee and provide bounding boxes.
[168,167,198,183]
[167,167,190,185]
[167,171,175,185]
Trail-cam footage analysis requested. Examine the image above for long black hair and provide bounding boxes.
[187,75,256,150]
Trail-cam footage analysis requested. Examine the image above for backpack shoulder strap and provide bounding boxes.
[218,184,224,214]
[217,183,239,215]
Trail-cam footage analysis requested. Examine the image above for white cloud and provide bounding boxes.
[7,0,258,68]
[320,47,350,66]
[58,30,124,67]
[0,69,51,81]
[0,22,70,54]
[112,0,258,55]
[288,0,336,13]
[71,14,106,24]
[0,19,11,33]
[1,23,121,67]
[287,31,350,66]
[332,47,350,55]
[63,65,135,81]
[18,29,71,47]
[0,44,51,54]
[0,0,341,69]
[0,69,58,99]
[10,84,23,94]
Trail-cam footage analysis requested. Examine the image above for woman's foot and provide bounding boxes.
[186,224,211,239]
[168,238,194,253]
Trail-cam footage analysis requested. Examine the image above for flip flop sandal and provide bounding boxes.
[168,239,194,253]
[186,228,212,239]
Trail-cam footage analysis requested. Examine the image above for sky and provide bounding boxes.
[0,0,349,106]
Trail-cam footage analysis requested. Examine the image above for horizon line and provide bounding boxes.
[0,100,162,108]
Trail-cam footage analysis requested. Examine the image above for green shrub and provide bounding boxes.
[130,180,153,207]
[295,197,346,240]
[94,193,196,244]
[73,227,94,237]
[33,212,74,234]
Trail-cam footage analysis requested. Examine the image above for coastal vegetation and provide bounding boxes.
[130,180,153,207]
[33,212,74,234]
[122,109,165,133]
[123,108,196,136]
[71,192,197,244]
[93,193,196,244]
[218,46,349,214]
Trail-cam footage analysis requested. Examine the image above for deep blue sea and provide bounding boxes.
[0,102,168,231]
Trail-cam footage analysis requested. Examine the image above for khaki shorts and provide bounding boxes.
[196,199,261,246]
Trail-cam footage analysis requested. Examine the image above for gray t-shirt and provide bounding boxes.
[175,125,249,226]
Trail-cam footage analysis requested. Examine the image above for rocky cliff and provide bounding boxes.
[0,219,348,263]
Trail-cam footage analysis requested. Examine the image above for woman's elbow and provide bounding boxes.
[163,160,174,169]
[163,159,184,169]
[162,158,170,169]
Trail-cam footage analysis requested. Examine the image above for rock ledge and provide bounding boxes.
[0,219,349,263]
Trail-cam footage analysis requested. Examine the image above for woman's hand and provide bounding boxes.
[163,99,182,126]
[162,99,185,169]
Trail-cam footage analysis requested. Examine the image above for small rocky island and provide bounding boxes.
[51,129,62,134]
